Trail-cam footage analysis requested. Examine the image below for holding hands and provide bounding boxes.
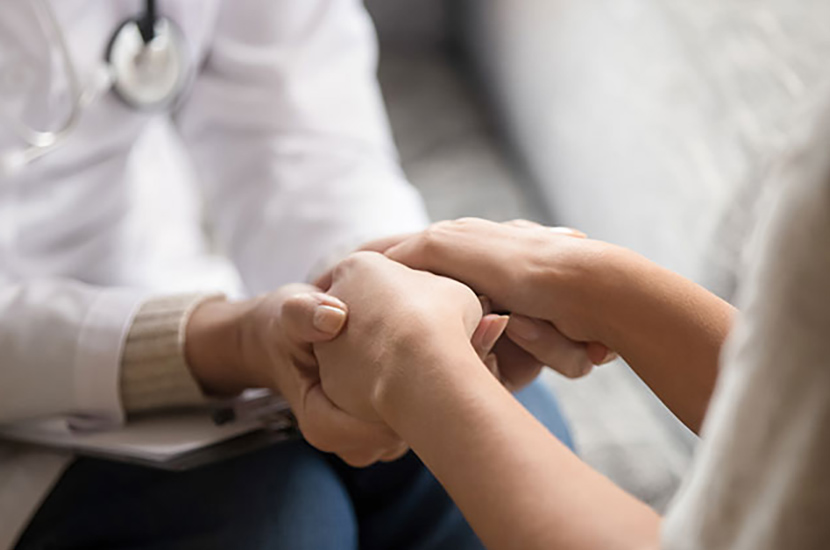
[185,284,409,467]
[384,218,616,376]
[186,218,620,467]
[313,251,484,424]
[200,217,730,550]
[311,219,617,435]
[321,216,731,435]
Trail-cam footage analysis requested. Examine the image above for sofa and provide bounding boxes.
[366,0,830,510]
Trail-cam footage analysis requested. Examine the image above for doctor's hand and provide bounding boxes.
[313,252,484,424]
[383,219,616,381]
[185,285,408,467]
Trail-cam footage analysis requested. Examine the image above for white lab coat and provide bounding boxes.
[0,0,429,547]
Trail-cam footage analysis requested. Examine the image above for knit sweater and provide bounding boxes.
[120,294,219,414]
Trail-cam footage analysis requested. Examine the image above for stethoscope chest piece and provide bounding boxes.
[106,17,190,111]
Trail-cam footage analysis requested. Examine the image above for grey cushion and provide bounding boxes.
[458,0,830,283]
[378,50,695,511]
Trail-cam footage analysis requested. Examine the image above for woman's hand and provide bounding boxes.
[310,254,661,550]
[377,219,616,381]
[382,218,735,433]
[384,219,591,334]
[316,223,613,386]
[185,284,408,467]
[313,252,484,424]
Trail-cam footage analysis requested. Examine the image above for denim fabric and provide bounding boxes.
[16,379,572,550]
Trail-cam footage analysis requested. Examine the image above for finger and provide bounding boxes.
[314,234,415,289]
[281,292,348,343]
[505,219,543,228]
[548,226,587,238]
[357,233,417,254]
[299,384,401,457]
[505,220,587,239]
[339,442,408,468]
[472,314,510,360]
[313,269,335,292]
[491,336,544,391]
[484,353,501,380]
[384,219,501,288]
[505,315,594,379]
[599,351,619,365]
[379,441,411,462]
[338,450,386,469]
[586,342,618,365]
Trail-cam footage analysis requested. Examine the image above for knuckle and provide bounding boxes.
[335,251,381,277]
[453,279,478,302]
[416,221,465,263]
[453,217,482,228]
[419,223,446,252]
[280,293,309,317]
[331,256,354,282]
[348,250,379,263]
[279,297,319,337]
[507,218,540,228]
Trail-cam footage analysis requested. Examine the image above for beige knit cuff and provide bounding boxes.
[121,293,224,415]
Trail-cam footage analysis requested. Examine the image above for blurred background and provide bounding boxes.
[362,0,830,510]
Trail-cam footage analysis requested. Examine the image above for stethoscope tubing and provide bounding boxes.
[8,0,85,149]
[1,0,179,175]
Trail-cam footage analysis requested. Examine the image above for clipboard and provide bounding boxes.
[0,391,300,471]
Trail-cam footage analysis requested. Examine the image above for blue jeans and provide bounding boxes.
[15,380,572,550]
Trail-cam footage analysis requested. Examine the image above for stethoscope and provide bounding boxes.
[1,0,192,175]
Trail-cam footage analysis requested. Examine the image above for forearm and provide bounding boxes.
[377,345,660,550]
[183,297,262,396]
[124,294,270,406]
[568,243,735,432]
[383,219,732,431]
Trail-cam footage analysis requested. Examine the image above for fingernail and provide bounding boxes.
[506,315,540,342]
[313,304,347,334]
[481,315,509,351]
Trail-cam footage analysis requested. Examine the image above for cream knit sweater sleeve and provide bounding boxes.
[120,294,223,414]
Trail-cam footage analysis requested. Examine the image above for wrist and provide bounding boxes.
[372,329,484,428]
[533,238,634,343]
[555,240,676,348]
[184,298,258,396]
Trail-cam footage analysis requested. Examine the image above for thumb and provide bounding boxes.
[281,292,349,343]
[472,314,510,360]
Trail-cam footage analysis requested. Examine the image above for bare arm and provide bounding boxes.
[382,347,661,550]
[385,219,735,432]
[314,252,661,550]
[561,242,734,432]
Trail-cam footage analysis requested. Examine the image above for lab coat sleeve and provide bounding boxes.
[0,279,146,427]
[174,0,430,294]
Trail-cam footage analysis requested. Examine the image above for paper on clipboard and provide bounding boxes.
[0,391,298,470]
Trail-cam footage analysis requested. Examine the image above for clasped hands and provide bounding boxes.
[186,219,615,467]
